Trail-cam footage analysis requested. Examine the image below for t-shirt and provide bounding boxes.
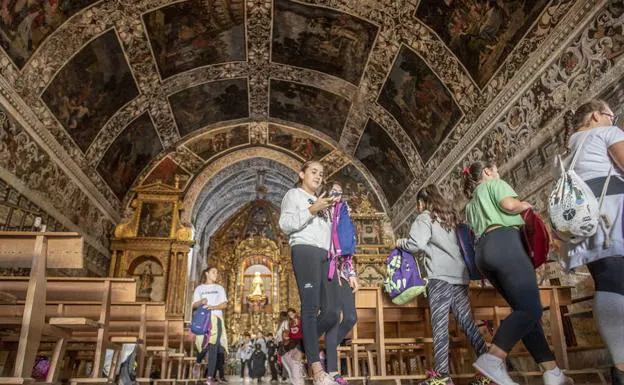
[465,179,525,236]
[192,283,227,318]
[568,126,624,180]
[279,188,331,250]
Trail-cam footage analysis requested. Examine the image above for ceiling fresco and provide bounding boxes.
[143,0,246,79]
[0,0,620,241]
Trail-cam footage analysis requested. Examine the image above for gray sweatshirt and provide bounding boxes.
[279,188,331,250]
[396,211,469,285]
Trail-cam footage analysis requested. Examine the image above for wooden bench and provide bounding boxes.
[0,231,83,385]
[0,277,137,384]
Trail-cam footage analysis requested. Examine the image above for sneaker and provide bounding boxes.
[468,374,495,385]
[312,372,338,385]
[612,366,624,385]
[333,374,349,385]
[192,364,200,379]
[473,353,518,385]
[206,378,218,385]
[417,370,453,385]
[543,368,574,385]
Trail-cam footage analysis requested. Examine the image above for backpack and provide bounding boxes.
[331,201,357,256]
[455,223,482,280]
[190,306,212,335]
[521,209,551,268]
[383,248,426,305]
[549,133,613,243]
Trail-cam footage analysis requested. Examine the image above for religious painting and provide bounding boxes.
[138,201,173,238]
[169,78,249,137]
[0,0,98,68]
[184,125,249,161]
[416,0,550,87]
[355,119,413,206]
[378,46,462,163]
[42,30,139,152]
[327,164,382,213]
[271,0,378,85]
[131,257,165,302]
[268,124,331,161]
[143,157,191,188]
[97,113,163,200]
[143,0,246,79]
[269,79,351,141]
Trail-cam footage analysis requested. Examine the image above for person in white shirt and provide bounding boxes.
[192,266,229,384]
[279,160,340,385]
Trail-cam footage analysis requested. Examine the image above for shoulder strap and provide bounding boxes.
[598,165,614,210]
[568,132,591,170]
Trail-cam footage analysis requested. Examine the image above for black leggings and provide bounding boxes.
[197,317,223,377]
[587,256,624,295]
[476,227,555,363]
[291,245,340,365]
[325,278,358,372]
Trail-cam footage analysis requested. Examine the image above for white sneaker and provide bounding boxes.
[312,372,339,385]
[473,353,518,385]
[543,368,574,385]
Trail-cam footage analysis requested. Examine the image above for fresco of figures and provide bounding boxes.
[42,30,139,152]
[416,0,550,87]
[138,201,173,238]
[271,0,378,85]
[184,125,250,161]
[143,157,191,188]
[355,120,413,206]
[0,0,98,68]
[269,79,351,141]
[169,79,249,137]
[378,46,462,163]
[143,0,246,78]
[97,113,163,199]
[268,124,332,161]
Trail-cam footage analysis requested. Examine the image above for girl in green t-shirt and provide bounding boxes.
[462,160,571,385]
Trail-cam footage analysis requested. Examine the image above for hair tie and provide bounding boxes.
[462,166,470,176]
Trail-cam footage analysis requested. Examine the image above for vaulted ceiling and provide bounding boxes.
[0,0,622,255]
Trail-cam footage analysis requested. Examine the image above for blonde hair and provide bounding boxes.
[294,160,323,188]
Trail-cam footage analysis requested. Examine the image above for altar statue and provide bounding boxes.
[250,272,264,297]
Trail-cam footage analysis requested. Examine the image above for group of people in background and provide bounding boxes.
[192,99,623,385]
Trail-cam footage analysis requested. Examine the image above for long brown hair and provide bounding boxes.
[564,99,610,144]
[416,184,458,231]
[294,160,323,188]
[462,160,495,198]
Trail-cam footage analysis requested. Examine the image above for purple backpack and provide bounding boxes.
[383,249,426,305]
[331,201,357,256]
[191,306,212,335]
[455,223,482,280]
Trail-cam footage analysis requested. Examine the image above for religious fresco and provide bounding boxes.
[271,0,378,85]
[41,29,139,152]
[244,204,276,239]
[0,0,98,68]
[269,79,351,141]
[355,119,413,206]
[268,124,331,160]
[184,125,250,161]
[138,201,173,238]
[169,78,249,137]
[97,113,163,200]
[143,0,246,79]
[378,46,462,163]
[143,157,191,188]
[327,164,382,213]
[416,0,550,87]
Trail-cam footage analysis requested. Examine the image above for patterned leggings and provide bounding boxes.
[427,279,488,375]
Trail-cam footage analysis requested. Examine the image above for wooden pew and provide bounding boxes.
[0,231,83,385]
[354,285,573,381]
[0,277,137,384]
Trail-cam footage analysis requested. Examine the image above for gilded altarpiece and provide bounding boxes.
[109,179,194,317]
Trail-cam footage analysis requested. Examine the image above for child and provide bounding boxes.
[250,343,267,383]
[396,184,489,385]
[236,333,253,379]
[463,161,572,385]
[192,266,229,385]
